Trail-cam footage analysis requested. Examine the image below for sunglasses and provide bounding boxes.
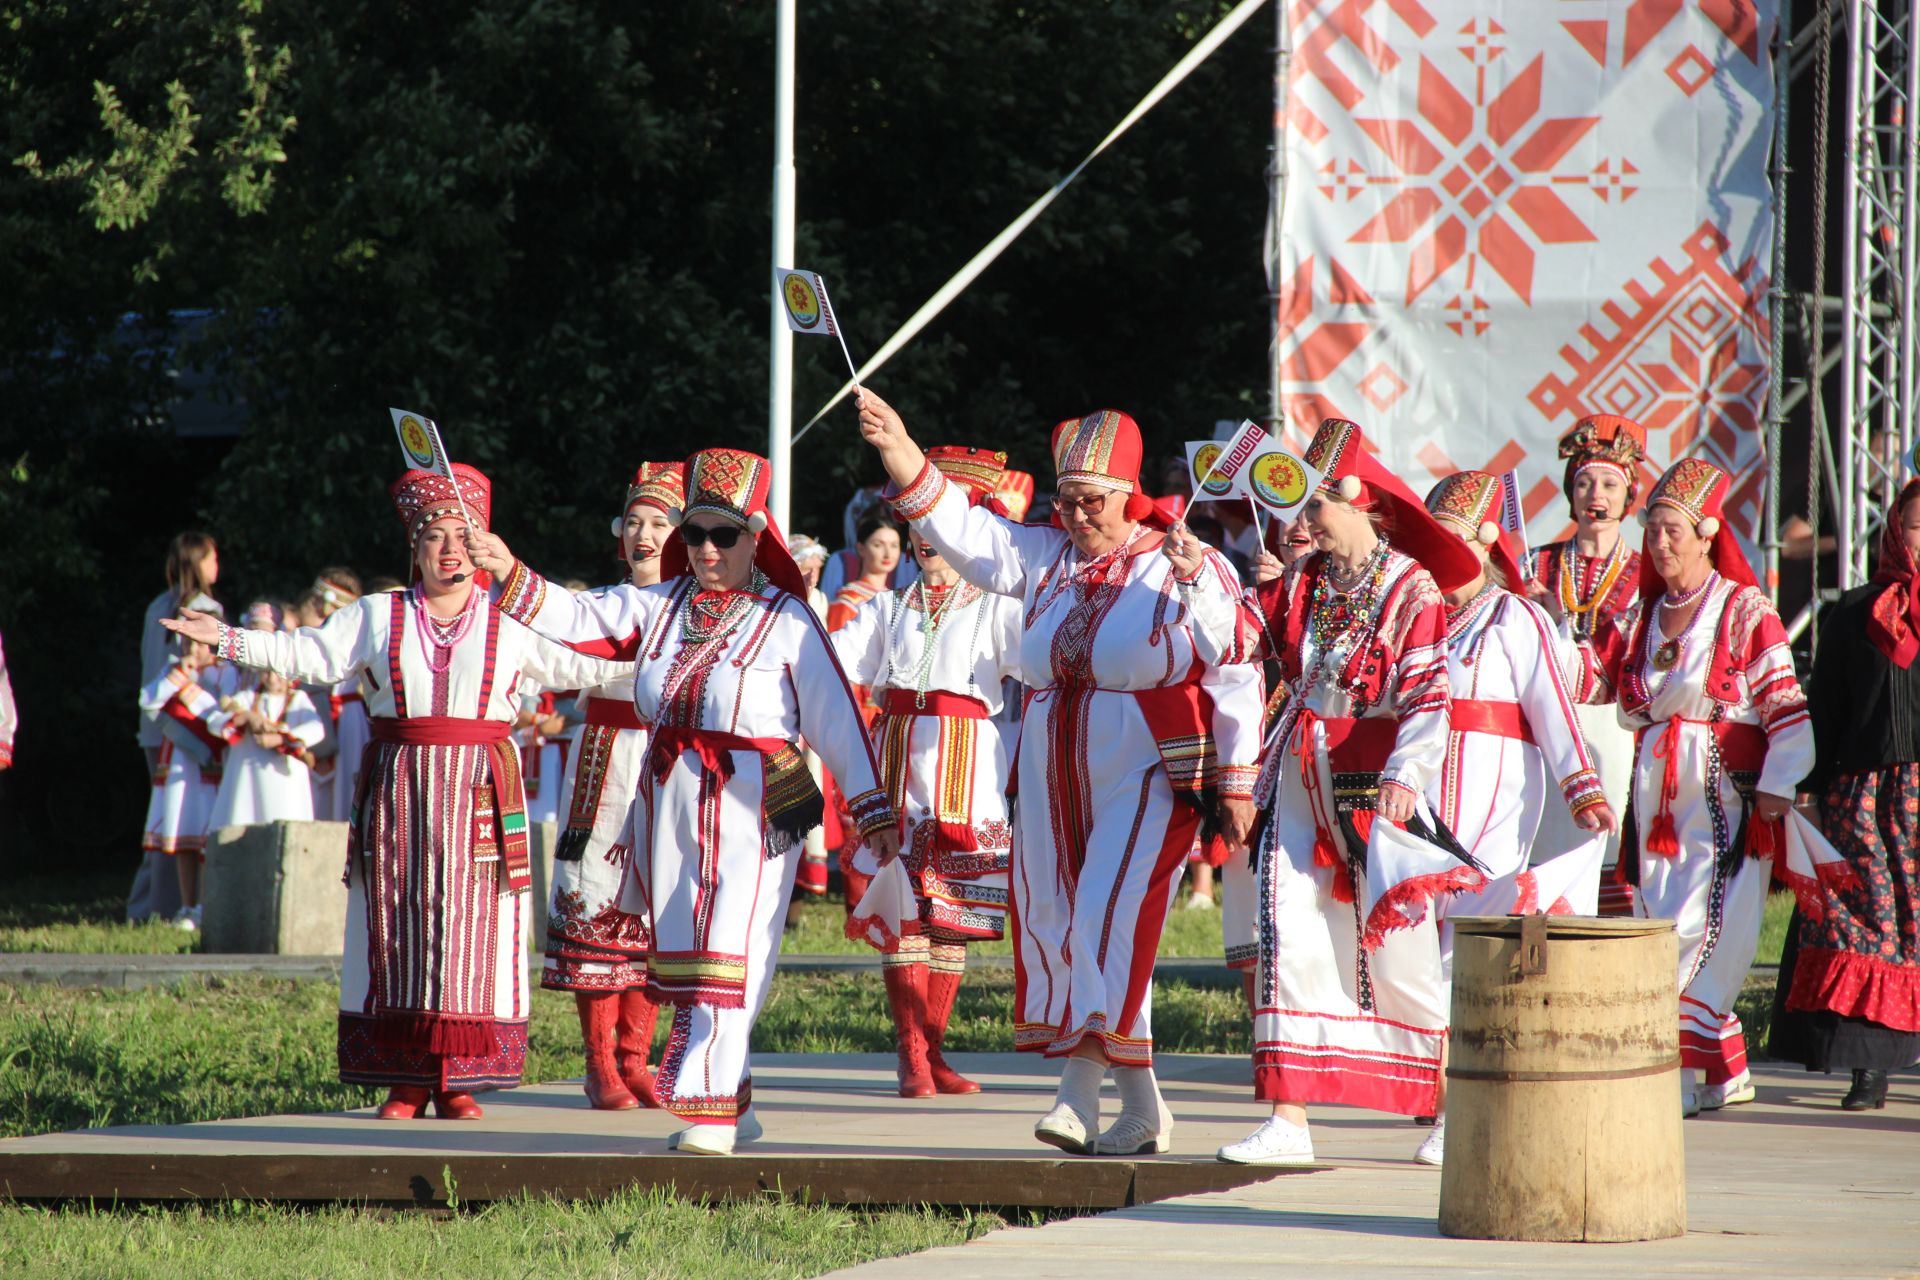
[680,523,748,549]
[1053,491,1111,517]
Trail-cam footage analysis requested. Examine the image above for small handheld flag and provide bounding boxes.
[776,267,863,416]
[1244,447,1324,520]
[1497,470,1532,573]
[390,407,474,531]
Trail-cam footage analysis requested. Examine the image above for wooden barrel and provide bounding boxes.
[1437,915,1684,1243]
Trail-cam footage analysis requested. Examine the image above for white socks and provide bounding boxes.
[1113,1063,1161,1121]
[1057,1054,1105,1121]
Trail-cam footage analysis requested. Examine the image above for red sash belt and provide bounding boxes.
[586,696,649,731]
[879,688,989,719]
[649,726,788,781]
[329,691,363,720]
[1638,717,1769,857]
[1449,698,1535,744]
[1314,714,1399,772]
[363,716,528,892]
[370,715,510,746]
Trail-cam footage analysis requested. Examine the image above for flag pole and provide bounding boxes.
[767,0,797,531]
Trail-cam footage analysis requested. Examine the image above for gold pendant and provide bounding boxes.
[1652,639,1680,672]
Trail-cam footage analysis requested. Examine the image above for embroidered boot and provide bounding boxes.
[615,986,662,1108]
[377,1085,430,1120]
[923,943,981,1095]
[882,962,935,1098]
[576,991,639,1110]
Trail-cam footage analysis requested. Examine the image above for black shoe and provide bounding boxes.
[1840,1069,1888,1111]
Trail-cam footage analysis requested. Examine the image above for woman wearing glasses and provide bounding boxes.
[468,448,900,1155]
[856,390,1263,1159]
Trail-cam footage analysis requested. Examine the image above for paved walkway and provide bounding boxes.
[829,1060,1920,1280]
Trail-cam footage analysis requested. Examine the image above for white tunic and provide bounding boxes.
[208,686,327,829]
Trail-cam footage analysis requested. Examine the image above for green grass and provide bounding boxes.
[1755,888,1793,966]
[780,885,1228,959]
[0,871,197,955]
[0,1190,1000,1280]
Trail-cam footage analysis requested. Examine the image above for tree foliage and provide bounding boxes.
[0,0,1269,861]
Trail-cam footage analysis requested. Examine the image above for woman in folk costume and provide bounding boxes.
[857,390,1263,1159]
[1572,457,1811,1115]
[1768,477,1920,1111]
[1411,472,1620,1165]
[302,569,367,824]
[165,463,627,1122]
[822,486,920,600]
[469,448,901,1155]
[833,446,1026,1099]
[1526,415,1648,891]
[209,602,328,828]
[544,462,683,1112]
[139,618,238,932]
[1183,418,1488,1168]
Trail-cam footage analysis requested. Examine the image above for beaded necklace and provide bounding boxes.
[411,584,482,674]
[1309,537,1391,657]
[1557,538,1629,628]
[1645,573,1717,676]
[681,568,769,645]
[885,579,987,708]
[1444,578,1500,644]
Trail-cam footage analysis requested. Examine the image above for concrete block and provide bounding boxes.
[202,821,350,955]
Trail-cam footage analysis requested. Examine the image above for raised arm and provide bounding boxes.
[857,387,1064,598]
[830,590,894,687]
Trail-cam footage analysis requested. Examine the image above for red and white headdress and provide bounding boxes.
[991,468,1036,522]
[926,446,1008,505]
[610,460,686,536]
[1304,418,1482,593]
[1636,456,1756,598]
[1425,470,1524,587]
[389,463,491,544]
[1558,414,1648,508]
[1050,409,1168,525]
[659,447,807,599]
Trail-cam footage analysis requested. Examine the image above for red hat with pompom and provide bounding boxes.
[1425,470,1524,588]
[1304,418,1481,593]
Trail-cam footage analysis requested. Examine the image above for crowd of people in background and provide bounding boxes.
[132,395,1917,1159]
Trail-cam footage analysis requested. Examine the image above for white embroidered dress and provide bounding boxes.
[891,463,1263,1067]
[496,562,892,1123]
[208,685,328,828]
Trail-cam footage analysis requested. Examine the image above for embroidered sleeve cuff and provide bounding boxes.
[496,560,547,626]
[1561,768,1608,814]
[1218,764,1259,799]
[845,787,898,839]
[888,461,948,522]
[214,622,247,664]
[0,745,12,768]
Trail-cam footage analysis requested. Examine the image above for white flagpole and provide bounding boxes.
[767,0,797,531]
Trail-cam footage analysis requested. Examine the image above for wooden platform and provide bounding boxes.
[0,1052,1313,1209]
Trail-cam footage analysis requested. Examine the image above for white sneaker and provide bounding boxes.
[1217,1115,1314,1165]
[171,908,200,933]
[668,1124,736,1155]
[1095,1098,1175,1155]
[1413,1115,1445,1166]
[735,1107,764,1143]
[1182,893,1217,911]
[1699,1073,1756,1110]
[1034,1101,1093,1155]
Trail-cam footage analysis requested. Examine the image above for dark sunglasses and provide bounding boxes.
[680,524,747,549]
[1053,491,1110,517]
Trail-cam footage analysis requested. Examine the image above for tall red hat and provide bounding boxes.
[1425,471,1524,589]
[990,468,1036,522]
[390,463,491,544]
[659,448,808,599]
[925,446,1008,503]
[1050,409,1164,526]
[1304,419,1481,593]
[1635,456,1756,600]
[1558,414,1649,508]
[609,461,686,536]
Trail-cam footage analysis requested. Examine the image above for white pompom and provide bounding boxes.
[1637,509,1650,527]
[1698,515,1720,538]
[746,511,769,534]
[609,516,624,538]
[1477,520,1500,545]
[1337,474,1363,502]
[666,506,685,527]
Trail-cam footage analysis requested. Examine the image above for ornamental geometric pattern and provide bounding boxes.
[1277,0,1777,556]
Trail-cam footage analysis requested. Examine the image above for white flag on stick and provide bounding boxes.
[1497,470,1532,568]
[1187,420,1267,501]
[389,407,474,530]
[775,267,863,411]
[1244,447,1325,521]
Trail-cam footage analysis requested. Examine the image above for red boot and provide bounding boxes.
[882,964,935,1098]
[433,1090,485,1120]
[615,986,662,1108]
[924,958,981,1095]
[377,1085,430,1120]
[576,991,639,1110]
